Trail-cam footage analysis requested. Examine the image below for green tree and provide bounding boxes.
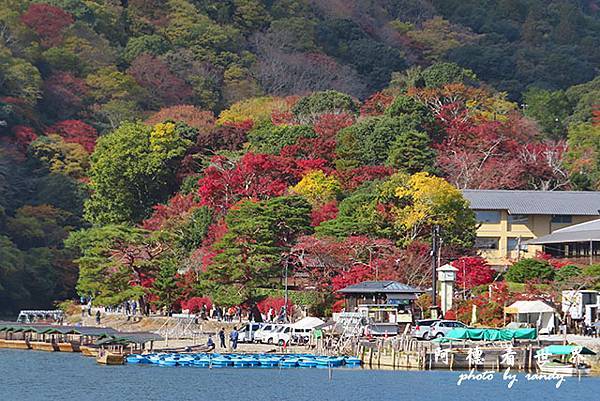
[505,258,555,283]
[202,196,311,306]
[555,265,582,283]
[336,115,432,171]
[421,62,477,88]
[123,34,170,64]
[0,235,27,314]
[65,224,154,306]
[247,122,316,154]
[174,206,213,254]
[151,258,183,313]
[522,87,571,140]
[85,121,192,225]
[315,186,383,239]
[292,91,358,124]
[29,134,90,179]
[0,44,42,104]
[386,129,435,173]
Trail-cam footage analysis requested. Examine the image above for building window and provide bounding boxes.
[475,210,501,224]
[508,214,528,225]
[508,237,528,251]
[474,237,500,250]
[551,215,572,224]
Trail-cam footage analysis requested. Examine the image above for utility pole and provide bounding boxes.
[283,258,289,323]
[431,225,440,319]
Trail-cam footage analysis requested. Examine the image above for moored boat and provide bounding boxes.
[536,345,595,376]
[96,350,124,365]
[539,361,591,375]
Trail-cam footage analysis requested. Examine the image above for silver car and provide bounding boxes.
[427,320,467,339]
[410,319,440,340]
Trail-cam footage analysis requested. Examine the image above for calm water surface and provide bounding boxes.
[1,349,598,401]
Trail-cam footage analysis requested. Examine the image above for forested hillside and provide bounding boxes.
[0,0,599,314]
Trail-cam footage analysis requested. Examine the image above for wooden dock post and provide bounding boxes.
[527,345,533,371]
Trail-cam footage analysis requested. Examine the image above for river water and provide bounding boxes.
[1,349,598,401]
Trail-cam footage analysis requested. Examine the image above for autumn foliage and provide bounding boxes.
[44,120,98,153]
[21,4,73,47]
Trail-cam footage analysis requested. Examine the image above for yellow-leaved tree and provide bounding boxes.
[379,172,476,248]
[291,170,341,206]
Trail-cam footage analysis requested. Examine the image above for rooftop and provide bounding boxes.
[528,219,600,244]
[337,280,423,294]
[462,190,600,215]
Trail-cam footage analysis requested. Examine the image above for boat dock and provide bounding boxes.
[356,335,598,371]
[0,321,162,355]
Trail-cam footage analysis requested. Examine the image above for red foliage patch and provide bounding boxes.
[43,72,88,118]
[181,297,213,313]
[142,193,199,231]
[336,165,395,190]
[451,256,495,290]
[331,264,375,292]
[21,4,73,47]
[197,153,306,213]
[12,125,38,152]
[310,201,338,227]
[256,297,294,315]
[360,92,394,117]
[45,120,98,153]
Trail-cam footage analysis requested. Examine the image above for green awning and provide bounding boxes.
[538,345,596,356]
[444,328,537,341]
[95,336,133,346]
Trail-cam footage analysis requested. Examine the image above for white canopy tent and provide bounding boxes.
[292,317,325,329]
[505,300,557,334]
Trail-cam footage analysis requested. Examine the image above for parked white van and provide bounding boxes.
[237,322,265,343]
[253,323,281,344]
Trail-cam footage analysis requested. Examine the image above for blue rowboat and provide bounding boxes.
[298,359,317,368]
[258,358,279,368]
[232,358,255,367]
[192,358,211,367]
[126,354,148,364]
[280,358,299,367]
[344,357,361,366]
[211,357,233,366]
[158,358,178,367]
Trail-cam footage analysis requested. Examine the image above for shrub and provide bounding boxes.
[505,258,555,283]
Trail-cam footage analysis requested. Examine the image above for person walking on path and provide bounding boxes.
[218,328,226,349]
[230,327,239,351]
[95,310,101,325]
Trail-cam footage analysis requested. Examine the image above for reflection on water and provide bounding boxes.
[1,349,598,401]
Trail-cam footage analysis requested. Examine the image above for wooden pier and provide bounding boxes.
[357,335,545,371]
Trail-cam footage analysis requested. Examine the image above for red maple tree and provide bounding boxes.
[44,120,98,153]
[451,256,495,290]
[21,4,74,47]
[142,193,199,231]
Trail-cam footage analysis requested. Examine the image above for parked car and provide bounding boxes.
[410,319,440,340]
[253,323,282,344]
[237,322,265,343]
[427,320,467,339]
[273,326,313,346]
